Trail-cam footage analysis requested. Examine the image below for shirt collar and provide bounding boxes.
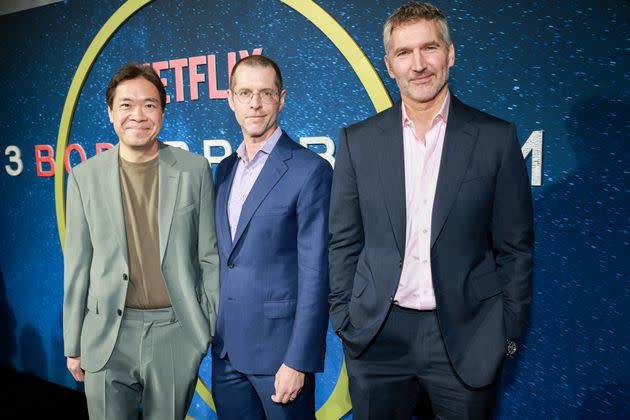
[236,126,283,162]
[402,90,451,128]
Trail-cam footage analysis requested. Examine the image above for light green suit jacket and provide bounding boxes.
[63,142,219,373]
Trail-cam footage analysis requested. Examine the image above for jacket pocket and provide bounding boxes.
[86,294,99,315]
[263,299,296,319]
[472,271,503,301]
[352,275,368,298]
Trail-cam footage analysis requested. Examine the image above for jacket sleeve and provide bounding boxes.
[283,159,333,372]
[63,170,93,357]
[198,161,220,337]
[328,127,365,335]
[491,123,534,339]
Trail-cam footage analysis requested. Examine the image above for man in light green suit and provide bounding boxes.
[63,63,219,420]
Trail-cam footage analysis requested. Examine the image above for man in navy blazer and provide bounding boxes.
[212,55,332,419]
[329,3,534,419]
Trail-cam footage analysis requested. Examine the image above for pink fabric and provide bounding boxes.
[394,93,450,310]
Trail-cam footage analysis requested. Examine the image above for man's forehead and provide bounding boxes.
[114,78,160,98]
[391,19,441,39]
[233,65,276,86]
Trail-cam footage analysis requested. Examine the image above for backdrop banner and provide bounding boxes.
[0,1,628,418]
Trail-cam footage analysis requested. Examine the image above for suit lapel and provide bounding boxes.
[376,104,406,258]
[229,134,290,255]
[431,97,478,248]
[157,143,180,263]
[216,153,239,256]
[102,145,128,265]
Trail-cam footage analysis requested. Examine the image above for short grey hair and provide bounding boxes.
[383,2,451,54]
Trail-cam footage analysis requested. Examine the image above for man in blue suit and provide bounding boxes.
[212,55,332,419]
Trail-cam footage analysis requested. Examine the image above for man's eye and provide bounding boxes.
[262,91,273,99]
[397,50,409,56]
[120,103,130,108]
[238,91,252,98]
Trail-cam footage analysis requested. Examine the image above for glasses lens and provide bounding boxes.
[235,90,277,104]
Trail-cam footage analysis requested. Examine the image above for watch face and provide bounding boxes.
[507,340,517,356]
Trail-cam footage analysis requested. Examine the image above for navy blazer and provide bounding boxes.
[328,96,534,388]
[213,132,332,375]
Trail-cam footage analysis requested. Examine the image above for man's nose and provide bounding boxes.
[412,49,425,71]
[249,92,263,108]
[130,105,146,119]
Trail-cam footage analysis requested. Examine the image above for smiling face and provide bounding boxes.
[384,19,455,108]
[107,77,163,156]
[227,64,285,144]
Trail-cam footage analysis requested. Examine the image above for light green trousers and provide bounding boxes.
[84,307,204,420]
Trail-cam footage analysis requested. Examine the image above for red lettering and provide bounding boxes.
[152,61,171,104]
[95,143,113,154]
[189,55,207,101]
[238,48,263,59]
[169,58,188,102]
[227,51,237,85]
[207,54,227,99]
[35,145,55,177]
[64,143,87,172]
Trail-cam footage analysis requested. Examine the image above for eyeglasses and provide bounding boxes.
[233,89,279,105]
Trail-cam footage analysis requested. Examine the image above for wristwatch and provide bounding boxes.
[506,339,517,356]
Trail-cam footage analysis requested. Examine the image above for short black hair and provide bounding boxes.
[106,63,167,110]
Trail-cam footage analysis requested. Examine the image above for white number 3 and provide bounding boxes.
[5,145,23,176]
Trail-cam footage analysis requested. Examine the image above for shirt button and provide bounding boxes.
[117,309,123,316]
[423,259,428,264]
[422,229,428,234]
[122,273,128,281]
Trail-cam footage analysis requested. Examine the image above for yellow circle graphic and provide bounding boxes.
[54,1,393,418]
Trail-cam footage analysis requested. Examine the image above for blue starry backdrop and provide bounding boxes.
[0,0,628,418]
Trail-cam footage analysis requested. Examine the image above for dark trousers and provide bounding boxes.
[345,305,500,420]
[211,353,315,420]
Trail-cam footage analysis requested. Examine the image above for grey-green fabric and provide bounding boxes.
[83,308,202,420]
[63,142,219,373]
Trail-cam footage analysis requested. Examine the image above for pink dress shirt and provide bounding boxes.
[394,92,450,310]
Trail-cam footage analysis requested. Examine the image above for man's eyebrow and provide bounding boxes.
[117,96,159,102]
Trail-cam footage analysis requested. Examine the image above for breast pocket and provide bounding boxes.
[263,299,296,319]
[255,205,290,217]
[461,172,494,184]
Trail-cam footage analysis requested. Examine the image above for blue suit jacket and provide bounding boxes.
[213,132,332,375]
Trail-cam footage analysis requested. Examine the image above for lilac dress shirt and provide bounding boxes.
[227,127,282,240]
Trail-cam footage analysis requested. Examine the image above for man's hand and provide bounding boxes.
[271,363,304,404]
[67,357,84,382]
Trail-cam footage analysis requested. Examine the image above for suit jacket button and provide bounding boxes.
[227,263,234,269]
[122,273,128,281]
[399,260,403,268]
[117,309,122,316]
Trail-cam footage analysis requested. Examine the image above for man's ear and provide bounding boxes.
[384,54,395,79]
[227,90,236,112]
